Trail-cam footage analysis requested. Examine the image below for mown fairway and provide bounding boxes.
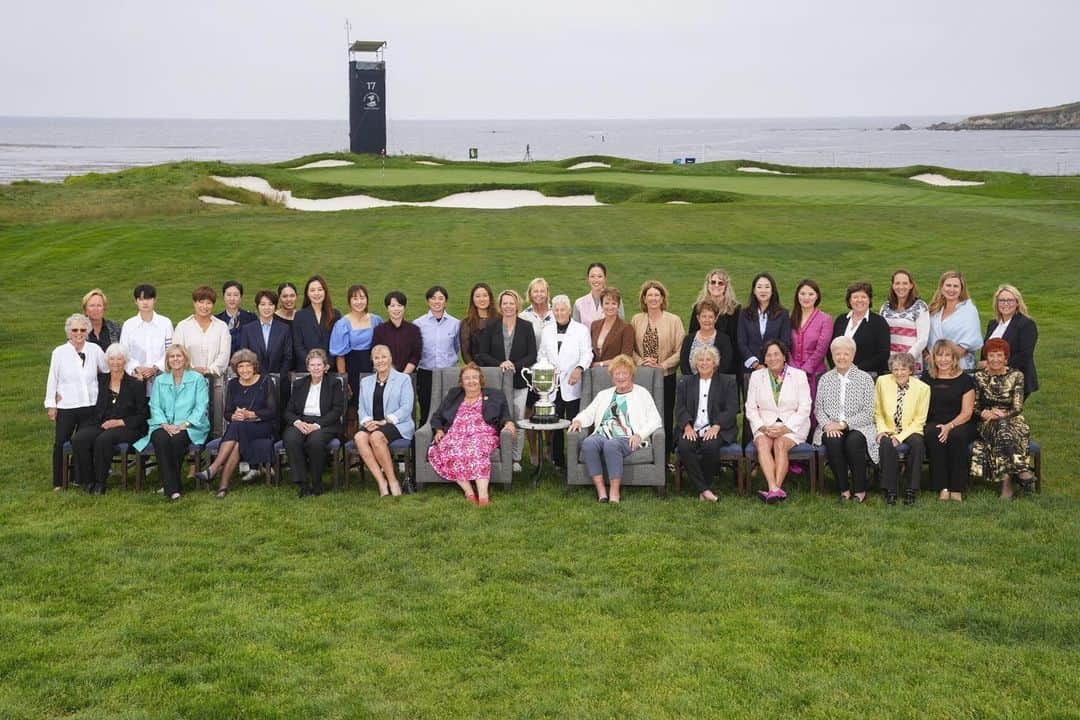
[0,156,1077,719]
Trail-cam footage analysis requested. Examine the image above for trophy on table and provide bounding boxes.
[521,359,561,424]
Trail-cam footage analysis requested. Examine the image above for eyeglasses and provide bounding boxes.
[70,328,88,333]
[709,280,727,286]
[997,298,1017,305]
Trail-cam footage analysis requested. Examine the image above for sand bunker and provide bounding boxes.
[909,173,984,187]
[198,195,240,206]
[568,161,611,170]
[737,166,793,175]
[210,176,603,211]
[292,159,355,170]
[665,201,692,205]
[415,160,444,166]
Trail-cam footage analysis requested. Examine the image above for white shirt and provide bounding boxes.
[844,312,867,338]
[173,315,231,377]
[303,382,323,417]
[989,319,1010,339]
[538,320,593,402]
[836,368,851,422]
[44,342,107,409]
[121,312,173,375]
[694,377,712,432]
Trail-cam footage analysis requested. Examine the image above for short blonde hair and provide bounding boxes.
[229,348,259,372]
[829,335,857,355]
[928,339,964,378]
[82,288,108,312]
[498,289,522,313]
[607,353,636,377]
[371,343,393,362]
[992,284,1031,322]
[165,343,192,370]
[525,277,549,303]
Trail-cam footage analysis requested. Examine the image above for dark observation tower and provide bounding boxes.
[348,40,387,154]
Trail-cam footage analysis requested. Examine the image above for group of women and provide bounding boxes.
[46,267,1038,504]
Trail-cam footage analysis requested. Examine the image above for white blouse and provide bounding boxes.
[44,342,107,409]
[173,315,231,377]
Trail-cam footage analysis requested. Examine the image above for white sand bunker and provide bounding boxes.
[568,161,611,170]
[909,173,984,187]
[415,160,443,166]
[198,195,240,206]
[292,159,355,170]
[737,166,793,175]
[665,201,692,205]
[210,176,603,211]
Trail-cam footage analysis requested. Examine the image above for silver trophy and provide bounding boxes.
[521,359,560,424]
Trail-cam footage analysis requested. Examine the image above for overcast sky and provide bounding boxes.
[2,0,1076,120]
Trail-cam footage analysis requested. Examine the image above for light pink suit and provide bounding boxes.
[745,365,812,444]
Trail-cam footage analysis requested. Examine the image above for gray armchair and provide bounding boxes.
[414,366,516,491]
[566,366,667,495]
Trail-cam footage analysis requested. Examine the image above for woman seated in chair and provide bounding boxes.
[134,344,210,501]
[970,338,1035,499]
[71,343,147,495]
[428,363,516,506]
[814,336,877,502]
[195,349,277,499]
[745,339,811,504]
[355,345,415,497]
[282,349,344,497]
[568,354,663,504]
[874,352,930,506]
[675,346,739,502]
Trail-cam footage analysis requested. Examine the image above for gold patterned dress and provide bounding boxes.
[969,369,1031,482]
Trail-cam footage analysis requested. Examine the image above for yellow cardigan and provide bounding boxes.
[874,374,930,442]
[630,311,686,376]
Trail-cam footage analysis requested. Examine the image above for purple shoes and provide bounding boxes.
[757,489,788,504]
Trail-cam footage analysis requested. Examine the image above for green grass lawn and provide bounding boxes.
[0,157,1077,719]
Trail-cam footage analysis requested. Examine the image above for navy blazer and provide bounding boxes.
[239,318,294,374]
[985,314,1039,396]
[285,374,345,432]
[93,372,149,436]
[828,312,891,375]
[737,308,792,366]
[292,306,341,370]
[675,372,739,445]
[475,319,538,390]
[430,387,512,433]
[216,308,258,351]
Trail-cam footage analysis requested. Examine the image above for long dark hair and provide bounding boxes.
[464,282,495,327]
[744,272,785,320]
[301,275,336,332]
[790,278,821,328]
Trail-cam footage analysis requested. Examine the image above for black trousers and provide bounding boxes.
[53,406,96,487]
[150,428,192,496]
[926,422,975,492]
[878,434,926,493]
[663,373,676,456]
[282,425,338,492]
[71,424,141,490]
[417,368,434,426]
[823,429,869,493]
[676,435,727,493]
[550,396,580,468]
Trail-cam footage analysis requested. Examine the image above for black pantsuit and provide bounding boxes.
[282,426,338,493]
[417,368,434,426]
[53,406,96,487]
[822,429,869,493]
[878,434,926,493]
[926,422,975,492]
[72,425,142,491]
[151,428,192,496]
[676,436,728,493]
[551,396,580,468]
[674,373,739,494]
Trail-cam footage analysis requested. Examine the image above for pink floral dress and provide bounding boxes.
[427,397,499,482]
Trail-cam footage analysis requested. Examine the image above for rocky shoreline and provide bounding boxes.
[930,101,1080,130]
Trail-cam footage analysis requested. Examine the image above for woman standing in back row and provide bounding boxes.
[927,271,982,371]
[687,269,740,375]
[880,270,930,374]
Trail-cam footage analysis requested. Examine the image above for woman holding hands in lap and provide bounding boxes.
[970,338,1035,498]
[927,271,982,371]
[134,345,210,501]
[428,364,516,506]
[922,339,976,501]
[745,339,811,504]
[874,352,930,505]
[814,336,878,502]
[282,349,344,497]
[675,346,739,502]
[570,354,663,503]
[355,345,415,497]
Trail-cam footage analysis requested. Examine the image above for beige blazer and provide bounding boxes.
[631,311,686,376]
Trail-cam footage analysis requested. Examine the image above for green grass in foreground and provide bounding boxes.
[0,157,1077,718]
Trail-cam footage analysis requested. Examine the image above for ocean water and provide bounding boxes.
[2,115,1079,184]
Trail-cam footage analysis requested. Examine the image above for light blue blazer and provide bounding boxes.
[358,369,415,441]
[134,370,211,451]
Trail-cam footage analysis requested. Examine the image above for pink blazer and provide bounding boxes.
[745,365,812,443]
[790,308,832,380]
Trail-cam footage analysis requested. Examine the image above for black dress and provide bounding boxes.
[221,375,278,465]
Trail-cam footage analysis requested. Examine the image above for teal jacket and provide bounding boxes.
[134,370,211,451]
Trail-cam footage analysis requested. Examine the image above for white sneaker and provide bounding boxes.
[512,462,522,472]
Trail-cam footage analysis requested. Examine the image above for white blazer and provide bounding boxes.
[538,320,594,402]
[745,365,812,443]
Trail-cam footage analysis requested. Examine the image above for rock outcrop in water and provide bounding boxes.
[929,101,1080,130]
